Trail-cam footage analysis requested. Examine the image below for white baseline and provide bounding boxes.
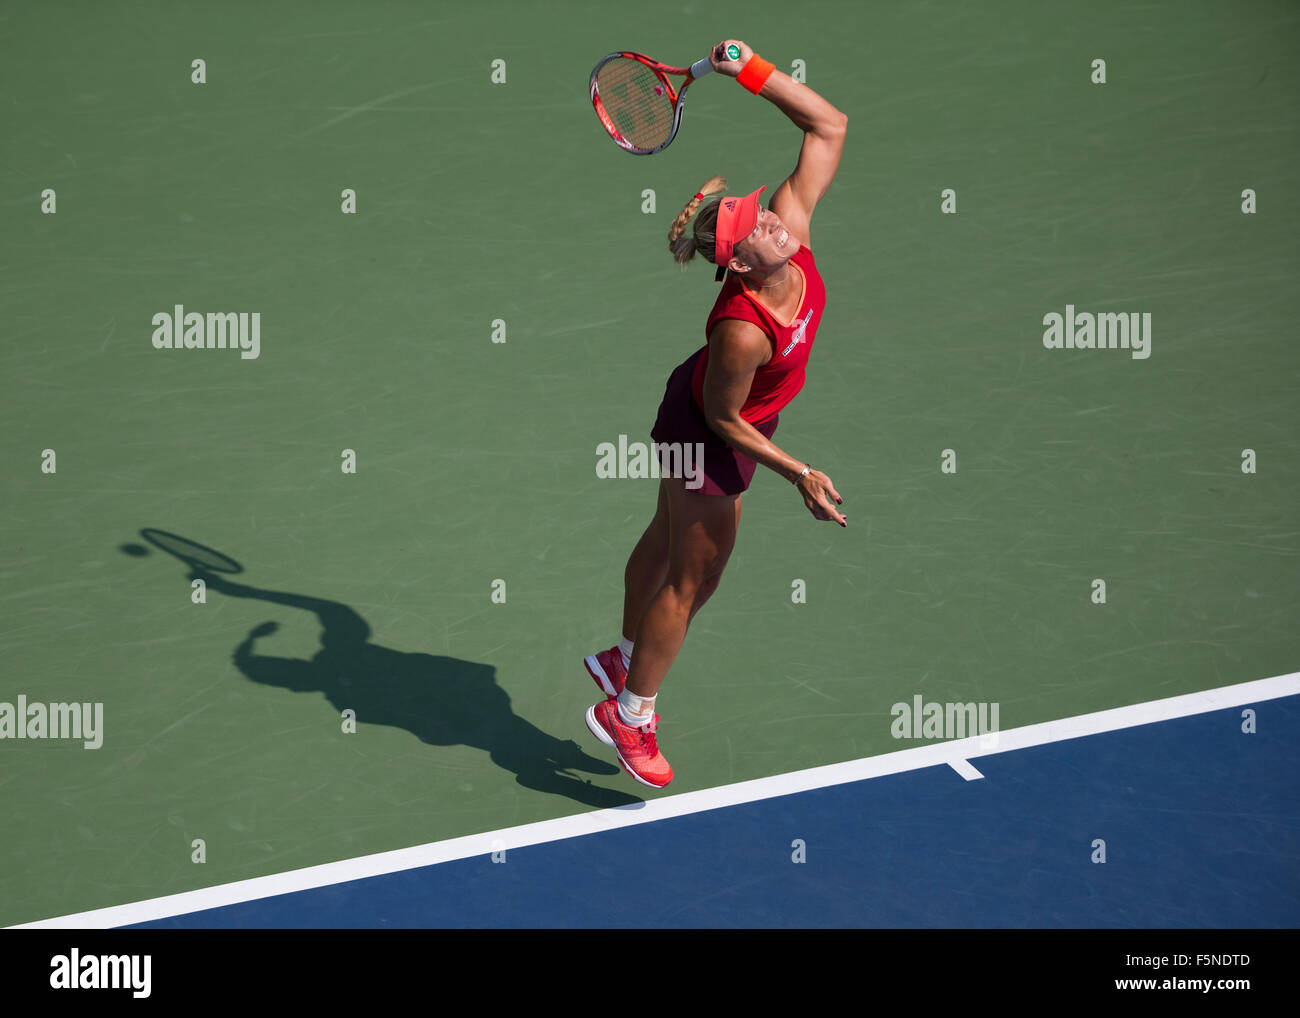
[11,672,1297,929]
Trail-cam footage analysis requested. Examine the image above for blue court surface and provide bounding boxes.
[133,694,1299,929]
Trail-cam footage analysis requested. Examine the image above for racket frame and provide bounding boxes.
[589,51,714,155]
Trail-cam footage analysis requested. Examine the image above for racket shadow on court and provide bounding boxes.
[125,529,637,809]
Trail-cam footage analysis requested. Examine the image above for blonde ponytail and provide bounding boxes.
[667,174,727,266]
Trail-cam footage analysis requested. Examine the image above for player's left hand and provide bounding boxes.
[711,39,753,77]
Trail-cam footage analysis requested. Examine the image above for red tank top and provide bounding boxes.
[691,245,826,425]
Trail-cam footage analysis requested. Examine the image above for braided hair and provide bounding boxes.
[667,175,728,267]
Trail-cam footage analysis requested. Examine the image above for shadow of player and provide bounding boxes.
[143,552,636,809]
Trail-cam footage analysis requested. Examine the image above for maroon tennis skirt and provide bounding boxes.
[650,348,779,497]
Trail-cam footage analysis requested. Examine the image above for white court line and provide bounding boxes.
[949,759,984,781]
[11,671,1298,929]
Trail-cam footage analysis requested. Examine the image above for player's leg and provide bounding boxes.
[621,477,671,641]
[585,475,739,787]
[624,476,741,703]
[687,491,739,625]
[584,478,669,698]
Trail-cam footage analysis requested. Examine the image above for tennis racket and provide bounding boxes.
[590,44,739,155]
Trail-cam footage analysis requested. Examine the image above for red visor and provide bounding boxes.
[714,186,767,267]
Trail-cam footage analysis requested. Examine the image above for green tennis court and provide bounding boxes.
[1,0,1297,928]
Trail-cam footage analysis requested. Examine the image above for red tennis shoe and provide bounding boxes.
[584,646,628,699]
[585,698,673,789]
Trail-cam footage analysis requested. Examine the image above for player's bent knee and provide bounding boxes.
[662,576,702,604]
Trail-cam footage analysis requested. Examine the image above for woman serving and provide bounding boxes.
[585,39,848,788]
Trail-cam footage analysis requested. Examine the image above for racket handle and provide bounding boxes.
[690,55,715,79]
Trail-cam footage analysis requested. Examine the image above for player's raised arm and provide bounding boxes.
[710,39,847,248]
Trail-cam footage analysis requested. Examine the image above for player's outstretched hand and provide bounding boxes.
[711,39,753,77]
[796,469,846,527]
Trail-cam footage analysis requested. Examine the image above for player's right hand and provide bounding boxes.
[711,39,753,77]
[796,469,846,527]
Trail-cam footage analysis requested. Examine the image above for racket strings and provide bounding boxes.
[596,60,675,151]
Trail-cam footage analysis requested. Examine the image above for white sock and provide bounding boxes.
[618,637,634,669]
[616,688,655,728]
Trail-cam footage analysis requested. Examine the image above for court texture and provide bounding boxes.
[1,1,1296,928]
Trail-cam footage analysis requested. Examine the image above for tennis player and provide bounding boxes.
[585,39,848,788]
